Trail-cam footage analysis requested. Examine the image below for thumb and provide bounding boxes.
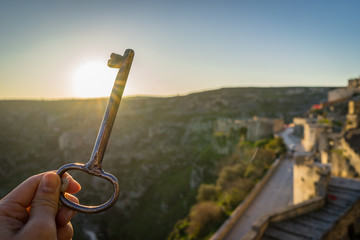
[31,172,60,218]
[22,172,60,238]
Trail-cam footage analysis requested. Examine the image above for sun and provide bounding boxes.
[72,61,117,98]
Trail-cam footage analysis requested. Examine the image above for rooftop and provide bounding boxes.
[255,177,360,240]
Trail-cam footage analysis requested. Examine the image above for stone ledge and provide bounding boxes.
[242,196,325,240]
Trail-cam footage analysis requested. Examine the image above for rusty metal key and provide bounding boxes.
[57,49,134,213]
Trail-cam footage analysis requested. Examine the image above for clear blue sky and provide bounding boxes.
[1,0,360,99]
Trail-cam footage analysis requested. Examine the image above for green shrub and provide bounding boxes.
[244,163,264,179]
[317,118,331,125]
[219,187,247,210]
[254,139,269,147]
[197,184,219,202]
[227,178,254,192]
[167,218,190,240]
[186,202,225,239]
[265,137,286,157]
[216,163,246,190]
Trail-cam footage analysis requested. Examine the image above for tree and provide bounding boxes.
[197,184,219,202]
[186,202,224,239]
[216,163,246,190]
[265,137,286,157]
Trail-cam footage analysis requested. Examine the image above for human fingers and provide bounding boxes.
[2,171,80,207]
[0,174,44,226]
[16,172,60,239]
[56,193,79,227]
[1,172,45,208]
[57,222,73,240]
[60,172,81,194]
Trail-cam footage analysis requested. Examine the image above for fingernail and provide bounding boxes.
[68,176,81,190]
[41,173,60,193]
[73,179,81,189]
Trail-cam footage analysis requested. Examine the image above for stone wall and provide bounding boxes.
[272,118,284,133]
[292,117,332,152]
[345,100,360,130]
[293,158,330,204]
[215,117,283,142]
[346,113,359,130]
[341,137,360,175]
[328,88,354,102]
[302,123,331,152]
[330,150,357,178]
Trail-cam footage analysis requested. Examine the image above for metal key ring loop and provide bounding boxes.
[57,163,120,213]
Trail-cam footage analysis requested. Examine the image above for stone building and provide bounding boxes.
[243,177,360,240]
[243,156,360,240]
[328,87,354,102]
[328,76,360,103]
[215,77,360,240]
[341,129,360,176]
[293,158,330,205]
[348,77,360,89]
[346,97,360,130]
[215,117,284,142]
[293,117,332,152]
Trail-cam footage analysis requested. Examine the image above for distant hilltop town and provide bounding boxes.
[279,76,360,239]
[294,76,360,171]
[212,77,360,240]
[293,76,360,201]
[328,77,360,102]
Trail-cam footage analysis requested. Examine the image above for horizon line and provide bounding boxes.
[0,85,341,101]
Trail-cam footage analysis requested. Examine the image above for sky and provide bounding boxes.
[1,0,360,99]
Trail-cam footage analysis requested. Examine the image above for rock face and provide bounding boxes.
[0,87,331,240]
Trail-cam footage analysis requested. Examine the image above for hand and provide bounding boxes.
[0,171,81,240]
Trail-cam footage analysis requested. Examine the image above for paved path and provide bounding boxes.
[224,157,294,239]
[279,127,307,156]
[224,128,301,240]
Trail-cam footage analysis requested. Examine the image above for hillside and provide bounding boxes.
[0,87,332,239]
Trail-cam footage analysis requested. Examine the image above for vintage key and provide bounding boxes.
[57,49,134,213]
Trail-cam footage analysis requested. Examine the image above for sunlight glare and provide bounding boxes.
[72,61,117,98]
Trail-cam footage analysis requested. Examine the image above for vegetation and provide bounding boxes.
[317,118,332,125]
[168,136,286,240]
[186,202,226,239]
